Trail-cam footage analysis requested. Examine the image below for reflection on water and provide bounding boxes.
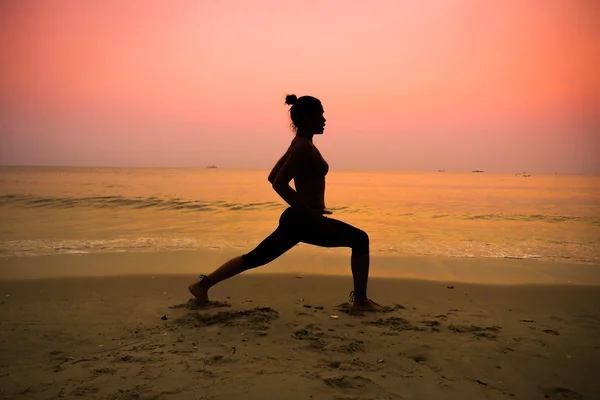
[1,167,598,264]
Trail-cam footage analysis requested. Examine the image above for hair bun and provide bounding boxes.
[285,94,297,105]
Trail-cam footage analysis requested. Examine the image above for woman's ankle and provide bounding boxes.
[350,290,367,303]
[202,274,213,289]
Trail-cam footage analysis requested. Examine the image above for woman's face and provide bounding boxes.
[308,105,326,135]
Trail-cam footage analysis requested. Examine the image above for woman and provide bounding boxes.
[188,94,382,311]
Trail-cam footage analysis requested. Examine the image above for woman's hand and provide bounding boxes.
[311,208,332,216]
[295,207,333,218]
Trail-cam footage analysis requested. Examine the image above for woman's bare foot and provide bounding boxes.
[348,291,384,311]
[351,298,384,312]
[188,275,210,305]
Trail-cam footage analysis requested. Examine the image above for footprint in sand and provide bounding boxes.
[542,387,583,400]
[115,355,147,363]
[543,329,560,336]
[169,299,231,310]
[399,344,432,365]
[335,340,365,354]
[172,307,279,331]
[293,325,366,354]
[363,317,423,333]
[106,385,151,400]
[70,386,100,397]
[335,303,405,316]
[319,358,381,373]
[448,324,501,340]
[90,367,117,378]
[419,319,442,332]
[293,328,329,350]
[305,323,323,331]
[322,374,375,389]
[201,355,233,366]
[321,371,403,399]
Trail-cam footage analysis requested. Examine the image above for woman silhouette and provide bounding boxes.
[188,94,382,311]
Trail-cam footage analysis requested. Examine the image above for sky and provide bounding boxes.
[1,0,599,173]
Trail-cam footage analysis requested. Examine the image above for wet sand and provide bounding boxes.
[1,255,599,399]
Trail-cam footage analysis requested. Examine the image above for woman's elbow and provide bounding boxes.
[271,181,288,192]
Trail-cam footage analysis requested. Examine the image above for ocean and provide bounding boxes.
[0,166,598,265]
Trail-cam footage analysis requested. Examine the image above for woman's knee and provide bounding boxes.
[352,229,369,254]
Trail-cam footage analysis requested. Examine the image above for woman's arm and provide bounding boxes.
[271,142,311,209]
[268,151,288,184]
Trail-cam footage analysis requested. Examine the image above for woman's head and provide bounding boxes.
[285,94,326,135]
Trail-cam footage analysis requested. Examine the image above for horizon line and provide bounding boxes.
[0,164,594,175]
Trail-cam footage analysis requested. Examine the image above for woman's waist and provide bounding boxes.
[294,187,324,203]
[294,176,325,188]
[280,204,328,225]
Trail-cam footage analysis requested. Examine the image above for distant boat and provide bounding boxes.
[472,170,484,173]
[206,164,217,169]
[437,169,445,172]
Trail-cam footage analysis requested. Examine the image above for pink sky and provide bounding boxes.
[1,0,599,173]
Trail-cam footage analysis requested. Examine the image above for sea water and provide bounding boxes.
[1,167,598,265]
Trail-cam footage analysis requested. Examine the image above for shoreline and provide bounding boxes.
[1,249,599,285]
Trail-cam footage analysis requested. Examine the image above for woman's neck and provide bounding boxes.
[295,129,314,142]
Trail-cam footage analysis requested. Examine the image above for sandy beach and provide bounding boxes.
[1,253,599,400]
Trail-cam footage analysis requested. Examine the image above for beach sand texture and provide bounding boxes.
[1,264,599,400]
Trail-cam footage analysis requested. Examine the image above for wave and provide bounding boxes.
[1,194,598,225]
[463,213,600,225]
[427,212,599,225]
[0,194,361,214]
[0,194,285,213]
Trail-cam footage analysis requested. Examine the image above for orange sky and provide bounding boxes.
[1,0,599,173]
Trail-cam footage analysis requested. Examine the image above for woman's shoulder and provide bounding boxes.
[289,137,314,152]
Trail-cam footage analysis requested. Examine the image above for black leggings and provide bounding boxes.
[241,207,369,269]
